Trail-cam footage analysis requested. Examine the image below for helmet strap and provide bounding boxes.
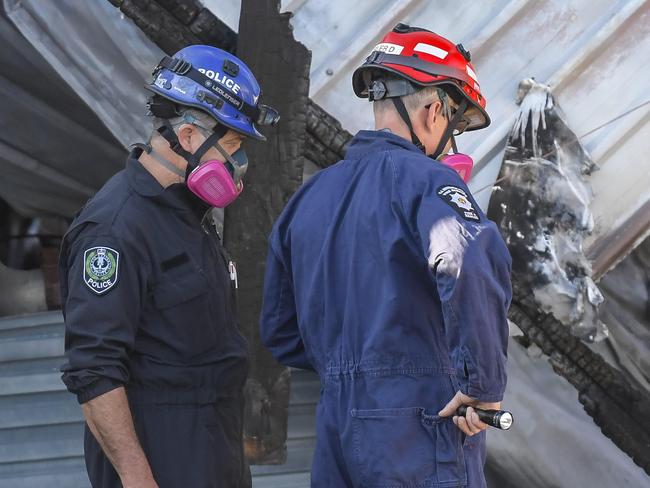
[432,99,468,159]
[391,97,425,152]
[391,97,469,159]
[156,120,227,179]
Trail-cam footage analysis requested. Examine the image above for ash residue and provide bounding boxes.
[488,78,605,341]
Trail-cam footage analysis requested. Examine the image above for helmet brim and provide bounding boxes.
[145,83,267,141]
[352,64,490,131]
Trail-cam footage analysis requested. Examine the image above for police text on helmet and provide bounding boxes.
[198,68,241,95]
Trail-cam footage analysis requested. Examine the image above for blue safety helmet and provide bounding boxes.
[146,45,279,140]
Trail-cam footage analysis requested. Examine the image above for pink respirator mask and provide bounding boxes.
[145,124,248,208]
[186,144,247,208]
[439,152,474,183]
[150,122,248,208]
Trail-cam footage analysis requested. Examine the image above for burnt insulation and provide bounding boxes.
[488,79,650,474]
[490,78,604,342]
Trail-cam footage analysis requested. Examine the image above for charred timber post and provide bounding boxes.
[107,0,352,170]
[222,0,311,464]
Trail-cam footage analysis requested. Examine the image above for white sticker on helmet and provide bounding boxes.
[198,68,241,95]
[413,43,448,59]
[372,43,404,55]
[466,65,479,82]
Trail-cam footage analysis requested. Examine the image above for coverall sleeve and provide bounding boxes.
[259,231,313,370]
[407,176,512,402]
[60,232,147,404]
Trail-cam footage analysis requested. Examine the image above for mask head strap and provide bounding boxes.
[129,141,187,179]
[156,120,228,178]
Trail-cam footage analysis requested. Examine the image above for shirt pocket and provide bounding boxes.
[151,268,217,359]
[350,407,467,488]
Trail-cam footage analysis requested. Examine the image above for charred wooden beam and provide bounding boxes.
[509,287,650,475]
[222,0,311,464]
[107,0,352,169]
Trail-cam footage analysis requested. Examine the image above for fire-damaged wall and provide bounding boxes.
[488,79,650,474]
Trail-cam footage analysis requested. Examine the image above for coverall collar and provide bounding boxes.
[345,129,423,160]
[126,150,210,217]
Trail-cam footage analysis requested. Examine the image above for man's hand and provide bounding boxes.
[438,391,501,437]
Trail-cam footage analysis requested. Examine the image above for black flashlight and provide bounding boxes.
[457,405,513,430]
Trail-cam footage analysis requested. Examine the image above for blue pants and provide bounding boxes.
[310,372,488,487]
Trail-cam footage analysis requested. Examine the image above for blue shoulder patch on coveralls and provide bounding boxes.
[260,130,512,488]
[59,152,251,488]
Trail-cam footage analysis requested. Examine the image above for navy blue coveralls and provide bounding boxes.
[260,131,512,487]
[60,150,251,488]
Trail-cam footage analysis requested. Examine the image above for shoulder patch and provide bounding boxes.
[437,185,481,222]
[83,246,119,295]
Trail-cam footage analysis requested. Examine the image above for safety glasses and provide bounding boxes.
[424,103,470,135]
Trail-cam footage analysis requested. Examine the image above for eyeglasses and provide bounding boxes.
[424,103,470,135]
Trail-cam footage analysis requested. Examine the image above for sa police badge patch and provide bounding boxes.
[83,246,119,294]
[437,186,481,222]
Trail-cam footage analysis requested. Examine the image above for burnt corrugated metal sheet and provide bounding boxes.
[0,312,318,487]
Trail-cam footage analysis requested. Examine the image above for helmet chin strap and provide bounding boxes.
[156,120,227,179]
[391,97,425,152]
[391,97,468,159]
[431,99,468,159]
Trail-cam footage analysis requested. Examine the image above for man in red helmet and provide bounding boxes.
[260,24,511,487]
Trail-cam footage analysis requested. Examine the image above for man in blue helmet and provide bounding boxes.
[59,45,278,488]
[260,25,511,487]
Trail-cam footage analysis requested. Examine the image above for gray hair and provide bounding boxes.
[150,108,218,142]
[373,82,456,121]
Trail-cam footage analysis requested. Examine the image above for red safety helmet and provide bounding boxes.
[352,24,490,132]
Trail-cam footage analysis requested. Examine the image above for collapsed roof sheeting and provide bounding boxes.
[486,338,650,487]
[3,0,650,265]
[3,0,165,149]
[0,11,125,218]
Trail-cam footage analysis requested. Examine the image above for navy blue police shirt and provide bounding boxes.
[59,150,248,404]
[260,130,512,402]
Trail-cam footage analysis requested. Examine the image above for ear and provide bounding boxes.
[424,100,443,131]
[176,123,198,152]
